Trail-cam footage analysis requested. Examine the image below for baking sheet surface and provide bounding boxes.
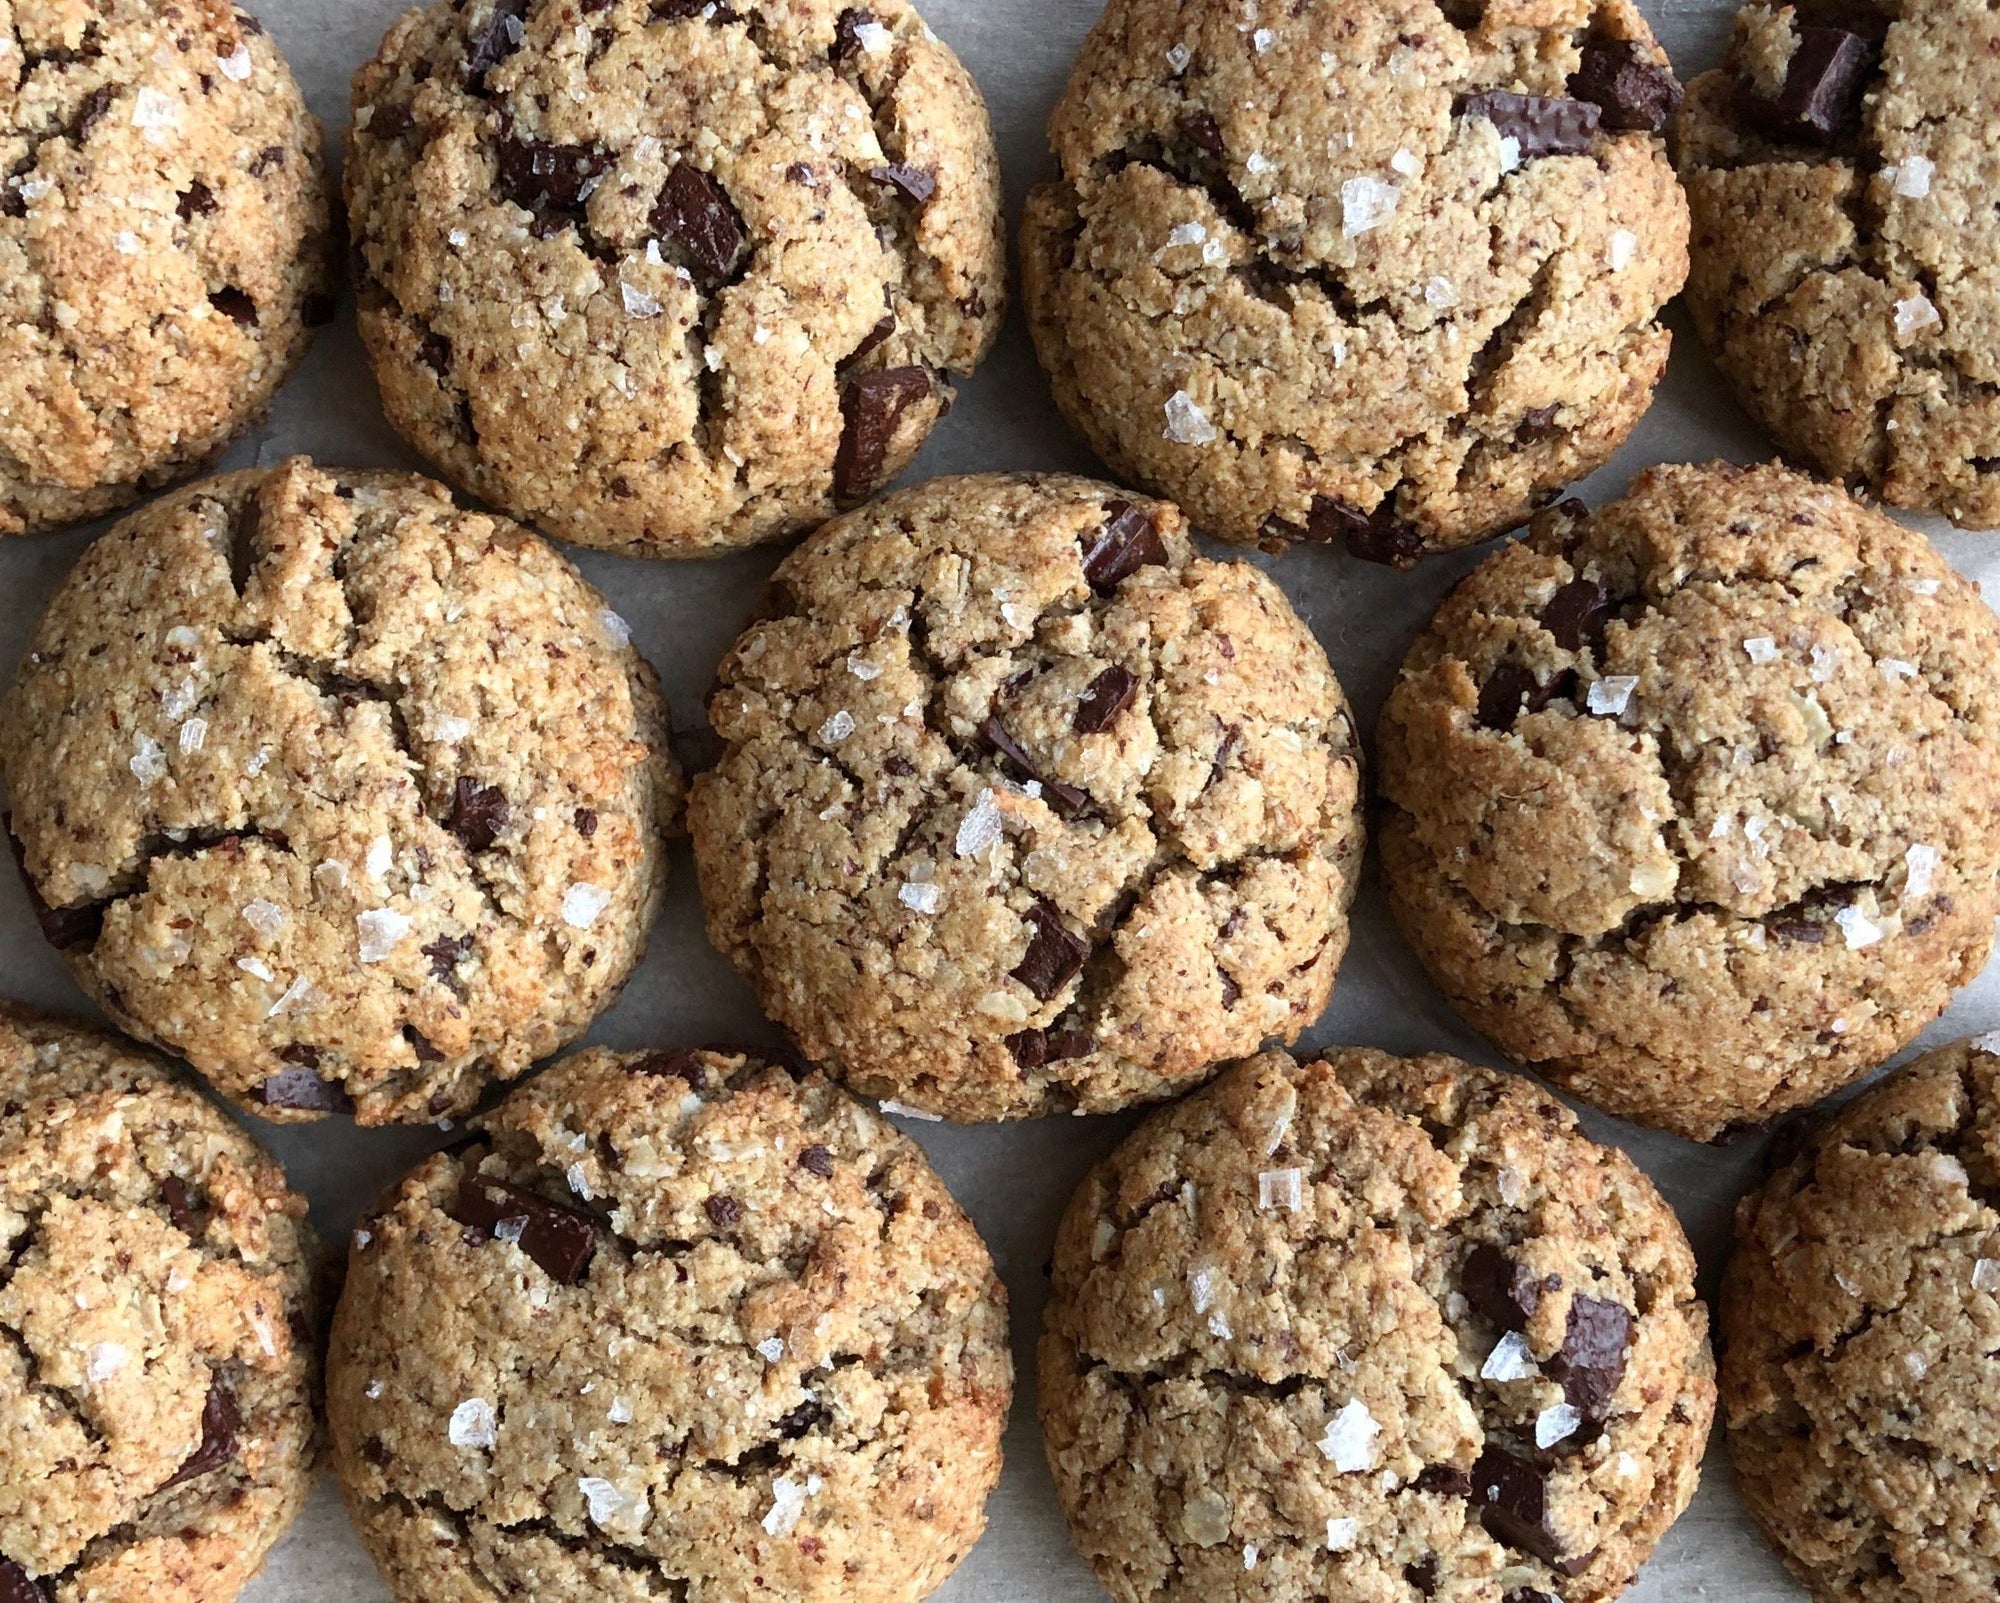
[5,0,1990,1596]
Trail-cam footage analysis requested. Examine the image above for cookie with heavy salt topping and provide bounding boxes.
[0,1008,320,1602]
[0,458,679,1125]
[0,0,332,537]
[327,1044,1011,1603]
[344,0,1005,557]
[1040,1046,1714,1603]
[1379,461,2000,1140]
[689,472,1364,1122]
[1020,0,1688,560]
[1723,1035,2000,1603]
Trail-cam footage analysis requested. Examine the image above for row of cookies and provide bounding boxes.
[5,0,1982,559]
[9,1002,1995,1603]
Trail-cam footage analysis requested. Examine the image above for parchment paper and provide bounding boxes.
[6,0,1992,1596]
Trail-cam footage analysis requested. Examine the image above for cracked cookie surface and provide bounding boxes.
[690,472,1364,1122]
[1040,1046,1713,1603]
[1019,0,1688,561]
[344,0,1005,558]
[1679,0,2000,526]
[0,457,679,1126]
[1721,1035,2000,1603]
[0,1007,320,1603]
[0,0,331,538]
[327,1044,1011,1603]
[1377,460,2000,1142]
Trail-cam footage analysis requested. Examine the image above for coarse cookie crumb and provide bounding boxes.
[1021,0,1688,560]
[0,458,679,1126]
[345,0,1006,557]
[1041,1046,1714,1603]
[690,473,1364,1122]
[1378,461,2000,1141]
[0,0,332,538]
[328,1044,1011,1603]
[0,1007,320,1603]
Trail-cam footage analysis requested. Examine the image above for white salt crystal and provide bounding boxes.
[818,710,856,743]
[1905,843,1941,898]
[1587,676,1637,716]
[1890,155,1934,198]
[763,1473,823,1535]
[242,898,286,937]
[1608,229,1638,272]
[1482,1329,1539,1382]
[621,281,663,318]
[448,1398,496,1449]
[898,881,942,914]
[1318,1399,1380,1472]
[1743,636,1779,663]
[86,1342,128,1383]
[1895,293,1941,338]
[130,734,167,785]
[1835,905,1885,949]
[878,1098,942,1121]
[1536,1401,1583,1448]
[1164,390,1218,445]
[1257,1168,1303,1211]
[562,883,611,928]
[131,88,179,129]
[356,908,411,962]
[1340,175,1399,235]
[1325,1516,1359,1551]
[954,788,1004,858]
[216,44,253,81]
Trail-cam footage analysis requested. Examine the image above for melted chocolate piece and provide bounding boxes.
[1006,1023,1093,1072]
[1179,109,1226,156]
[367,103,414,139]
[1081,502,1168,591]
[72,84,116,143]
[1570,40,1682,133]
[164,1379,240,1487]
[1462,1243,1548,1331]
[704,1193,742,1228]
[1477,663,1575,732]
[1305,496,1426,567]
[1405,1557,1440,1596]
[1540,577,1614,651]
[1771,916,1825,945]
[868,164,936,205]
[448,778,509,852]
[1471,1445,1567,1565]
[497,135,614,233]
[422,932,473,983]
[1519,404,1562,440]
[1740,26,1873,144]
[209,287,257,327]
[178,180,218,220]
[1412,1464,1474,1497]
[160,1174,199,1236]
[1457,90,1601,157]
[842,309,898,372]
[257,1063,353,1114]
[448,1177,598,1283]
[466,0,530,86]
[833,367,933,502]
[0,1560,47,1603]
[1074,666,1137,735]
[1011,899,1088,1001]
[1550,1295,1633,1419]
[799,1144,836,1177]
[979,718,1090,816]
[652,161,746,284]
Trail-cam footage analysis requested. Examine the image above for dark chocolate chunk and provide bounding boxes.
[0,1560,47,1603]
[1005,1023,1093,1072]
[405,1026,445,1063]
[1740,26,1872,144]
[1471,1445,1565,1565]
[1771,916,1825,945]
[1081,501,1168,591]
[799,1144,836,1177]
[1477,663,1574,732]
[1570,40,1682,133]
[1551,1295,1633,1419]
[367,103,414,139]
[979,717,1090,816]
[573,807,598,838]
[652,161,746,284]
[1011,898,1088,1001]
[1208,724,1240,791]
[209,287,257,327]
[448,1177,598,1283]
[497,135,614,230]
[422,932,473,982]
[842,309,898,373]
[834,366,932,502]
[256,1064,353,1115]
[164,1379,240,1487]
[867,163,936,205]
[1405,1556,1440,1596]
[831,8,880,60]
[1520,403,1561,440]
[1457,90,1601,157]
[160,1174,198,1236]
[72,84,116,143]
[704,1193,742,1228]
[1306,496,1427,567]
[1540,577,1614,651]
[465,0,530,86]
[448,777,509,852]
[1412,1464,1474,1498]
[247,144,286,176]
[1074,666,1136,735]
[776,1397,829,1437]
[1461,1243,1546,1331]
[1179,109,1226,156]
[178,180,218,220]
[654,0,724,17]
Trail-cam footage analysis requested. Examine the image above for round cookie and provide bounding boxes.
[1041,1046,1715,1603]
[0,0,332,538]
[690,473,1365,1122]
[1678,0,2000,526]
[0,1007,320,1603]
[344,0,1005,559]
[1377,461,2000,1141]
[0,457,679,1126]
[1019,0,1689,562]
[327,1044,1012,1603]
[1721,1035,2000,1603]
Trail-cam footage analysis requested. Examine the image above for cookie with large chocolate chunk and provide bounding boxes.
[0,1008,320,1601]
[1379,461,2000,1140]
[345,0,1005,557]
[328,1045,1011,1603]
[0,459,680,1125]
[690,473,1365,1121]
[1040,1047,1714,1602]
[1677,0,2000,526]
[1022,0,1687,558]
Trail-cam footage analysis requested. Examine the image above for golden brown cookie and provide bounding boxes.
[1378,461,2000,1141]
[0,0,332,538]
[1041,1046,1715,1603]
[690,473,1364,1122]
[1722,1035,2000,1603]
[0,1007,320,1603]
[1679,0,2000,526]
[327,1044,1011,1603]
[0,458,679,1126]
[344,0,1006,558]
[1020,0,1688,561]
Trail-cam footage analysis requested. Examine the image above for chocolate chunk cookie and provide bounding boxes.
[690,474,1364,1122]
[1722,1035,2000,1603]
[1041,1046,1714,1603]
[0,1007,320,1602]
[1020,0,1688,560]
[345,0,1005,558]
[1378,461,2000,1141]
[327,1044,1011,1603]
[1679,0,2000,526]
[0,0,332,538]
[0,458,679,1125]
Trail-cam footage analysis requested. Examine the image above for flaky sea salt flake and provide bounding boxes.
[1319,1399,1380,1472]
[1164,390,1218,445]
[1257,1168,1303,1211]
[356,908,411,963]
[1890,154,1934,198]
[130,734,167,785]
[878,1098,943,1121]
[1326,1516,1359,1551]
[1608,229,1638,272]
[448,1398,496,1449]
[216,44,253,81]
[1482,1329,1540,1382]
[898,880,943,914]
[1972,1258,2000,1293]
[1743,636,1779,663]
[1905,843,1941,898]
[1587,676,1637,717]
[562,883,612,929]
[1895,293,1941,338]
[131,88,179,130]
[818,710,857,744]
[1341,175,1399,235]
[1537,1401,1583,1447]
[1835,905,1885,949]
[762,1473,823,1535]
[955,788,1004,858]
